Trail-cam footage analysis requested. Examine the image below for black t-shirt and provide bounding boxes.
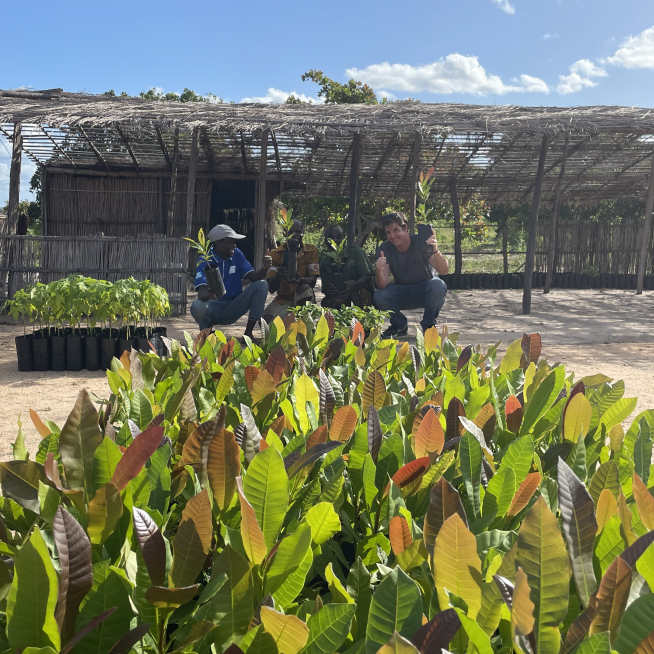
[376,235,435,285]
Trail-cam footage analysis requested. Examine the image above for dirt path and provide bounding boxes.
[1,288,652,459]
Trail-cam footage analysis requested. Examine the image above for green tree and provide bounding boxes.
[301,69,378,104]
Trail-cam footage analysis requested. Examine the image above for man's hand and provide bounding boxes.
[262,249,272,270]
[197,285,217,302]
[325,283,338,296]
[426,235,439,252]
[276,265,287,278]
[336,280,356,302]
[376,250,387,271]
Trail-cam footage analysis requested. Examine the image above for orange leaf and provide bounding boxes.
[415,408,444,457]
[265,345,286,384]
[430,391,444,408]
[508,472,541,517]
[29,409,51,438]
[329,406,358,442]
[120,349,131,371]
[110,423,165,491]
[474,404,497,443]
[259,438,269,451]
[386,456,431,496]
[505,395,523,434]
[424,327,440,355]
[596,488,618,533]
[521,332,542,365]
[179,425,203,468]
[389,515,413,554]
[207,429,241,512]
[218,339,236,365]
[236,477,267,565]
[306,425,329,450]
[351,321,365,347]
[412,404,440,436]
[268,415,287,436]
[633,474,654,531]
[244,366,260,392]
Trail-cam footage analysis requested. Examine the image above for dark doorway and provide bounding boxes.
[210,180,256,263]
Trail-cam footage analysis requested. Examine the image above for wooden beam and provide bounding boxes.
[167,127,180,237]
[155,125,172,168]
[450,181,462,275]
[369,133,397,195]
[396,136,420,196]
[199,127,217,173]
[636,151,654,295]
[305,136,321,196]
[239,132,249,174]
[114,123,141,171]
[7,124,22,234]
[41,126,77,169]
[78,125,110,170]
[409,138,422,234]
[186,126,200,238]
[41,169,48,236]
[337,139,355,196]
[544,135,569,294]
[158,176,165,235]
[255,129,269,268]
[271,130,284,192]
[348,133,362,246]
[522,134,550,315]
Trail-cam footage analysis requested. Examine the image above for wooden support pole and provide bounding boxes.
[167,128,179,238]
[544,135,569,294]
[409,137,422,234]
[254,129,269,268]
[523,134,550,315]
[348,133,362,246]
[186,127,200,238]
[636,151,654,294]
[40,169,48,236]
[502,222,508,274]
[450,180,463,275]
[7,124,22,234]
[158,177,165,235]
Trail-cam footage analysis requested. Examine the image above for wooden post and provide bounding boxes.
[348,133,362,246]
[523,134,550,315]
[409,137,422,234]
[167,128,179,238]
[544,135,569,294]
[158,177,165,235]
[450,181,462,275]
[185,127,200,238]
[7,123,22,234]
[40,169,48,236]
[254,129,269,268]
[636,151,654,294]
[502,222,508,274]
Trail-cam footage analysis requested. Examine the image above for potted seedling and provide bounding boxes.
[277,207,300,281]
[30,283,52,371]
[6,289,35,371]
[325,237,347,292]
[185,228,225,298]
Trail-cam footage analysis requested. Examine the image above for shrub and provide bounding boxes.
[1,319,653,654]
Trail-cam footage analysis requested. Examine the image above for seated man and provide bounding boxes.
[320,224,374,309]
[264,219,319,321]
[190,224,271,340]
[374,212,448,338]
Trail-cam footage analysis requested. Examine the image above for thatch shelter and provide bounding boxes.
[2,88,654,314]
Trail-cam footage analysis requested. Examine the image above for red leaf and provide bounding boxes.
[508,472,541,516]
[389,515,413,554]
[385,456,431,496]
[351,320,365,347]
[110,423,165,491]
[244,366,260,392]
[505,395,523,434]
[306,425,329,450]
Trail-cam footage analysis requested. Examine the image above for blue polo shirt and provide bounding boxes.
[194,247,254,298]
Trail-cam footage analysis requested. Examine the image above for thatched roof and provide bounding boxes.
[2,88,654,204]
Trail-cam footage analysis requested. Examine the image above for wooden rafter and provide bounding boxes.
[239,132,249,174]
[396,135,421,196]
[78,125,109,170]
[199,127,216,173]
[114,123,140,171]
[368,133,397,195]
[155,125,171,168]
[41,126,77,169]
[337,139,355,196]
[305,136,321,196]
[446,133,488,187]
[0,124,40,168]
[271,130,284,192]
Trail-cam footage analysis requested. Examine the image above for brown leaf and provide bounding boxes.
[362,370,385,416]
[474,403,497,443]
[319,369,336,426]
[53,507,93,645]
[106,624,151,654]
[207,429,241,512]
[251,369,276,406]
[446,397,466,441]
[590,556,631,644]
[145,584,199,609]
[389,515,413,554]
[423,477,467,555]
[133,507,167,586]
[29,408,51,438]
[329,406,357,442]
[410,608,461,654]
[265,345,287,384]
[512,567,535,637]
[456,345,472,373]
[429,390,444,409]
[218,339,236,365]
[560,596,597,654]
[367,407,382,464]
[414,407,444,458]
[635,632,654,654]
[505,395,523,434]
[110,423,165,491]
[306,425,329,451]
[268,415,287,437]
[244,366,260,392]
[412,404,440,437]
[521,333,542,364]
[508,472,541,517]
[351,320,365,347]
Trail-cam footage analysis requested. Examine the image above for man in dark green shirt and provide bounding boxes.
[320,225,375,309]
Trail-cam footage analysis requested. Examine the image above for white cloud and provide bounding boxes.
[377,89,397,101]
[542,32,560,40]
[346,56,549,96]
[515,74,551,93]
[492,0,515,15]
[607,26,654,69]
[240,87,320,104]
[556,59,608,94]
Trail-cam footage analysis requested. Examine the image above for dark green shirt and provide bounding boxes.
[319,245,375,293]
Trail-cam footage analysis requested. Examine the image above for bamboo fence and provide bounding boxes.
[0,235,189,315]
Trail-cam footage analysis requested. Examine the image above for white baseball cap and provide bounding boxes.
[207,224,246,241]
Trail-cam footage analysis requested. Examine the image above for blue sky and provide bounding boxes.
[2,0,654,205]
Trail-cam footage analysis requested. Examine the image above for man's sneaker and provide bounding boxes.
[381,325,409,339]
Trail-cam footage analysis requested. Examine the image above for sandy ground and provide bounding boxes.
[1,287,652,459]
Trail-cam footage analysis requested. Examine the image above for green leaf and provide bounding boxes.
[272,543,313,611]
[264,523,312,596]
[595,514,625,577]
[6,527,61,651]
[521,367,565,435]
[589,461,620,505]
[375,433,403,490]
[347,557,372,641]
[482,467,515,519]
[59,389,103,500]
[305,603,355,654]
[558,458,598,608]
[365,567,423,654]
[573,631,611,654]
[13,416,29,461]
[633,421,652,485]
[599,398,637,432]
[0,460,49,513]
[614,593,654,654]
[501,436,534,485]
[92,437,122,491]
[305,503,341,546]
[243,447,289,550]
[460,433,482,517]
[453,608,493,654]
[516,496,570,653]
[87,482,123,546]
[75,562,133,654]
[129,389,154,430]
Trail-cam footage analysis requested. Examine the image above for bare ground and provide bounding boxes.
[1,287,652,459]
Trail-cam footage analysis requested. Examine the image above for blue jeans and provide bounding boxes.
[373,277,447,332]
[190,280,268,330]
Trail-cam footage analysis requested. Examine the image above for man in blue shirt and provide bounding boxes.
[190,224,271,340]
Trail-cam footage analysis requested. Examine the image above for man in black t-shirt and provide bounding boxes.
[374,212,449,338]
